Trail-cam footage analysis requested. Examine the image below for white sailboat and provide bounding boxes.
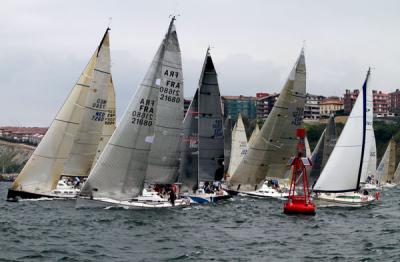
[313,69,376,207]
[228,49,306,199]
[248,124,260,147]
[179,48,230,204]
[78,17,189,209]
[361,129,379,190]
[7,28,115,200]
[375,138,396,188]
[305,135,312,158]
[226,113,248,180]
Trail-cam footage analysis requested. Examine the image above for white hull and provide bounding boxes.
[314,192,375,207]
[185,190,231,204]
[382,183,397,188]
[361,183,381,191]
[238,181,289,200]
[76,197,190,209]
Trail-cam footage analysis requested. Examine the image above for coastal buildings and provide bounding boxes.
[0,127,47,145]
[304,93,325,120]
[221,95,257,121]
[319,97,344,117]
[256,92,279,119]
[389,89,400,114]
[344,89,390,117]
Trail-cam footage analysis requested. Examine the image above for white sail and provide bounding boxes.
[81,18,181,200]
[248,124,260,147]
[230,49,306,191]
[91,76,116,169]
[309,129,326,186]
[305,135,311,158]
[363,129,377,182]
[11,30,111,194]
[63,30,112,177]
[227,113,248,179]
[314,69,372,192]
[375,138,396,184]
[393,157,400,183]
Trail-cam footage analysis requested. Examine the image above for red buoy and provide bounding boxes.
[283,128,316,216]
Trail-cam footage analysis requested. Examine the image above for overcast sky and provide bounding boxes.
[1,0,399,126]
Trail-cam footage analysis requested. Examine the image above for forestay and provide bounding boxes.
[81,18,181,200]
[230,49,306,191]
[314,69,372,192]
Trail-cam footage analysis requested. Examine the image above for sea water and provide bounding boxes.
[1,182,399,261]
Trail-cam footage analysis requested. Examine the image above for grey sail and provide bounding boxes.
[309,129,326,186]
[145,18,183,184]
[230,49,306,191]
[223,116,233,174]
[322,115,337,168]
[179,91,199,190]
[198,49,224,182]
[81,18,180,200]
[63,29,112,177]
[11,29,110,195]
[179,49,224,190]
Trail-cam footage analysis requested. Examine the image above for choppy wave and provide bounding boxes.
[1,182,400,261]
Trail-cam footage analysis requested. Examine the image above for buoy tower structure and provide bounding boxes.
[284,128,316,215]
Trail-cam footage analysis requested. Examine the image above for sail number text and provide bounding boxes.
[159,69,181,104]
[132,99,154,127]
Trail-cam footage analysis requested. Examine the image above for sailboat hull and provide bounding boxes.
[314,193,375,207]
[6,189,77,201]
[76,197,190,209]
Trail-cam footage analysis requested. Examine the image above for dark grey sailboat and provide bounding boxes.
[179,48,230,204]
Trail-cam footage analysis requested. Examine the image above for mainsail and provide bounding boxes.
[179,49,224,189]
[375,138,396,184]
[11,28,113,194]
[227,113,248,179]
[63,29,112,177]
[81,17,183,200]
[314,69,372,192]
[230,49,306,191]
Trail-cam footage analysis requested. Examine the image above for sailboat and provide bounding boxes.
[179,48,230,204]
[375,138,396,188]
[226,113,248,180]
[228,49,306,199]
[248,124,260,147]
[7,28,115,200]
[78,17,189,208]
[309,115,336,187]
[313,69,376,207]
[223,116,233,176]
[304,135,312,158]
[392,157,400,185]
[361,129,379,190]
